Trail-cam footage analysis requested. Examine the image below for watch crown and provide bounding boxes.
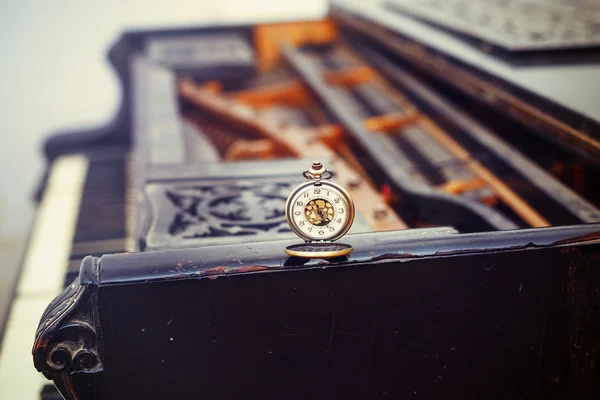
[303,161,333,181]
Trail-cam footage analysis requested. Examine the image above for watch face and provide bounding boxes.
[286,181,354,242]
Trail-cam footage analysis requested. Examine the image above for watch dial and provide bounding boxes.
[288,183,349,241]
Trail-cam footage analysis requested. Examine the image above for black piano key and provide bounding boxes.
[65,148,128,288]
[73,153,127,243]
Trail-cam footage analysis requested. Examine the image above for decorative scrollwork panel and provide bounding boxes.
[144,179,297,250]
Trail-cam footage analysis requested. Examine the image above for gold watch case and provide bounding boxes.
[284,161,355,258]
[285,180,355,243]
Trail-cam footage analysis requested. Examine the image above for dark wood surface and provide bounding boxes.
[99,245,599,399]
[96,223,600,283]
[33,224,600,399]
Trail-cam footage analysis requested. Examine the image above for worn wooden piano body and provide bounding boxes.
[18,0,600,398]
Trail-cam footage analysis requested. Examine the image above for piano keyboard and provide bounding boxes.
[0,148,129,399]
[0,155,88,400]
[64,150,128,286]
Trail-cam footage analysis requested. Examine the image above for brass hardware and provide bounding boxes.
[284,243,354,258]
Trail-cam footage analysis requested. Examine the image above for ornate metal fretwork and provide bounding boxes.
[144,180,296,250]
[167,182,290,238]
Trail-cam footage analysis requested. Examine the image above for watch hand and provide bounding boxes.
[317,210,325,222]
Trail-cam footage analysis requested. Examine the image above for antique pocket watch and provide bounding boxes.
[285,161,355,258]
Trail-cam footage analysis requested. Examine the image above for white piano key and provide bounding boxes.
[0,296,58,400]
[17,155,89,296]
[0,155,88,400]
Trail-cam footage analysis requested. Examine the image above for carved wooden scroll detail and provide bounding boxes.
[33,262,103,400]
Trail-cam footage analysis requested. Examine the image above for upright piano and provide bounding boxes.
[0,0,599,398]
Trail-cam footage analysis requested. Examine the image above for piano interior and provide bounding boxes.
[151,19,600,239]
[2,1,600,399]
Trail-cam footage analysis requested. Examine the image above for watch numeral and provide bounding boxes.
[314,189,321,195]
[338,209,344,213]
[296,201,303,206]
[319,230,324,235]
[329,227,335,232]
[303,193,309,198]
[327,191,330,196]
[334,198,340,203]
[299,221,305,226]
[294,211,300,216]
[336,218,342,223]
[308,228,313,232]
